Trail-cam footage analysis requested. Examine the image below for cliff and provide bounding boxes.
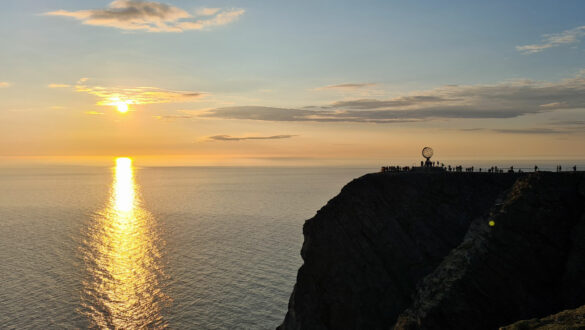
[501,304,585,329]
[278,171,585,330]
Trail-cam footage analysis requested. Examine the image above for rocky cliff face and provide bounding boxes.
[278,172,585,330]
[501,304,585,329]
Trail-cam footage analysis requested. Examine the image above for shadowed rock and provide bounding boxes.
[278,172,585,330]
[501,304,585,329]
[394,173,585,329]
[279,172,521,329]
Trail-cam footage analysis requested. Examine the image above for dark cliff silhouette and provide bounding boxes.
[278,171,585,329]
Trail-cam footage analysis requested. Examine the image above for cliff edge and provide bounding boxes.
[278,172,585,330]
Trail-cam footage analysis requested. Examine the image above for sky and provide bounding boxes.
[1,0,585,166]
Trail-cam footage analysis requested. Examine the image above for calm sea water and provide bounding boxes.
[0,164,369,329]
[2,159,584,329]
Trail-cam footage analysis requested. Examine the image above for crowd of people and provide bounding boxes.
[380,163,579,173]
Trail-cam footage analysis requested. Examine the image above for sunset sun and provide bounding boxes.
[115,101,129,113]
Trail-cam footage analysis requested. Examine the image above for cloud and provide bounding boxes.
[539,102,568,108]
[48,83,71,88]
[177,9,244,31]
[48,79,202,108]
[202,106,321,122]
[85,111,105,115]
[207,134,297,141]
[75,85,205,106]
[492,128,568,135]
[463,127,577,135]
[153,114,192,121]
[201,75,585,123]
[44,0,244,32]
[517,26,585,54]
[328,95,451,109]
[0,82,11,88]
[196,8,221,17]
[315,83,377,91]
[549,120,585,126]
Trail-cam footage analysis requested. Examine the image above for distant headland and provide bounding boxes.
[278,150,585,329]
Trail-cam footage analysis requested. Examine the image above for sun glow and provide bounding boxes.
[116,101,129,113]
[106,97,133,113]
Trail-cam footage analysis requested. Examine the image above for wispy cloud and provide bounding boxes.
[48,83,71,88]
[85,111,105,115]
[492,128,568,134]
[549,120,585,127]
[328,95,450,109]
[207,134,297,141]
[315,83,377,91]
[177,8,244,31]
[202,75,585,123]
[153,114,192,121]
[44,0,244,32]
[0,82,11,88]
[461,127,581,135]
[517,26,585,54]
[75,84,205,106]
[196,8,221,16]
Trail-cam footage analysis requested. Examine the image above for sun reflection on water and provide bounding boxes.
[80,157,170,328]
[113,157,134,212]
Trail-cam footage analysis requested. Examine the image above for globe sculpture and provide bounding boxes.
[422,147,434,167]
[422,147,434,160]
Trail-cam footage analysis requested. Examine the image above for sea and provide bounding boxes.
[1,159,583,329]
[0,163,368,329]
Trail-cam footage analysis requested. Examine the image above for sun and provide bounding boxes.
[116,101,129,113]
[107,97,133,113]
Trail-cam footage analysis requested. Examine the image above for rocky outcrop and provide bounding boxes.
[501,304,585,329]
[394,173,585,329]
[278,172,585,330]
[278,172,521,329]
